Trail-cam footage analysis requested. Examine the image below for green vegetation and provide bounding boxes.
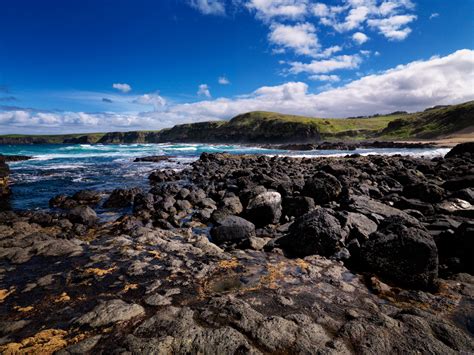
[0,101,472,144]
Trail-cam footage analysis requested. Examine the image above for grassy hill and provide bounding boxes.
[0,101,472,144]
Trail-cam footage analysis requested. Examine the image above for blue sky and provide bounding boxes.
[0,0,473,134]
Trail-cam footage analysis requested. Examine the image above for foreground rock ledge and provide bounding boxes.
[0,145,473,354]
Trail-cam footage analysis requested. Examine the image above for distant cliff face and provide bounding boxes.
[0,101,472,145]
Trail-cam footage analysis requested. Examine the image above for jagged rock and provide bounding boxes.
[277,208,342,257]
[103,188,141,208]
[445,142,474,158]
[303,172,342,204]
[282,196,315,218]
[68,206,98,226]
[72,190,102,205]
[245,191,282,227]
[403,182,445,203]
[210,216,256,245]
[360,216,438,289]
[76,299,145,328]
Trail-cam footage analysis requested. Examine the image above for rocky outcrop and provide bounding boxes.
[0,155,11,200]
[0,143,474,353]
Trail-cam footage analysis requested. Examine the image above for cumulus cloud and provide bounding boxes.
[133,93,167,110]
[352,31,369,44]
[367,14,417,40]
[246,0,308,21]
[112,83,132,93]
[429,13,439,20]
[218,76,230,85]
[309,74,341,82]
[314,0,416,40]
[2,50,473,134]
[197,84,211,97]
[288,54,362,74]
[269,22,320,56]
[188,0,225,15]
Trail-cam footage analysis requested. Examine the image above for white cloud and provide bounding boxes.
[218,76,230,85]
[353,31,369,44]
[429,13,439,20]
[197,84,211,97]
[3,50,473,134]
[289,54,362,74]
[112,83,132,93]
[367,14,417,40]
[189,0,225,15]
[269,22,320,56]
[312,3,329,17]
[309,74,341,82]
[133,93,167,110]
[246,0,308,21]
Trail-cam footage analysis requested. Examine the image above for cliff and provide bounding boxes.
[1,101,473,144]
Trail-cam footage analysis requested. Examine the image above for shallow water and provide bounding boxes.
[0,143,450,210]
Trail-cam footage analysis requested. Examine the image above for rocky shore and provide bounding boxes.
[0,143,473,353]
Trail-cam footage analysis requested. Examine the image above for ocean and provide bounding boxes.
[1,143,450,210]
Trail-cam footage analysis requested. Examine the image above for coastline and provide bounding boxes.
[0,143,473,353]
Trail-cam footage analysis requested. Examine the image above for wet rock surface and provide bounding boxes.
[0,145,473,353]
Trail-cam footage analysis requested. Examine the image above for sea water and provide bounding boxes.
[0,143,450,210]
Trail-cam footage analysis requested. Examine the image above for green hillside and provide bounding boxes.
[0,101,472,144]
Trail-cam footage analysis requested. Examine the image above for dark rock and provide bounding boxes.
[133,193,154,213]
[245,191,282,227]
[210,216,256,245]
[403,182,445,203]
[134,155,173,162]
[277,208,342,257]
[443,175,474,191]
[68,206,98,226]
[72,190,102,205]
[360,216,438,289]
[103,188,141,209]
[282,196,315,218]
[303,172,342,204]
[445,142,474,158]
[3,155,32,162]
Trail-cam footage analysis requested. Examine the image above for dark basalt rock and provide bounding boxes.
[68,206,98,226]
[303,172,342,204]
[244,191,282,227]
[0,155,11,199]
[72,190,102,205]
[210,215,256,245]
[3,155,32,162]
[134,156,173,163]
[103,188,141,209]
[282,196,315,218]
[277,208,342,257]
[360,216,438,289]
[445,142,474,158]
[403,182,445,203]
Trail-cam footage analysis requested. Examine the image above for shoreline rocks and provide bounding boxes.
[0,143,473,353]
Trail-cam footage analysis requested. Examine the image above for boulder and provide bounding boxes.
[76,300,145,328]
[403,182,445,203]
[134,155,172,162]
[210,216,256,245]
[445,142,474,158]
[443,175,474,191]
[277,208,342,257]
[68,206,98,226]
[360,216,438,289]
[303,172,342,204]
[245,191,282,227]
[103,188,141,209]
[72,190,102,205]
[282,196,315,218]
